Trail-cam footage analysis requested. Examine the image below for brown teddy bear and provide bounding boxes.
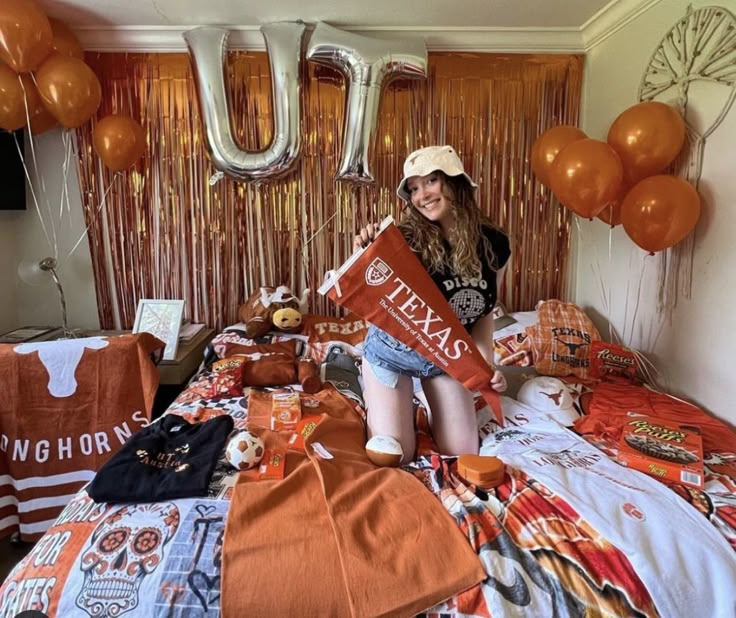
[238,286,310,338]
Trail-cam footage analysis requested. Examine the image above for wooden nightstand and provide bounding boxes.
[153,327,216,417]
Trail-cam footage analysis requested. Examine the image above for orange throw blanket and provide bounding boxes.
[222,386,485,617]
[575,381,736,454]
[0,333,163,540]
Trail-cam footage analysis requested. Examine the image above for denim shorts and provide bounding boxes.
[363,325,445,388]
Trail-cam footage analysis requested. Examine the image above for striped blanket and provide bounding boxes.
[0,333,162,540]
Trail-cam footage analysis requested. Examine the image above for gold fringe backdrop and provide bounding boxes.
[75,52,583,330]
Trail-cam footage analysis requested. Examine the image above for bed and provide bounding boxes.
[2,316,736,618]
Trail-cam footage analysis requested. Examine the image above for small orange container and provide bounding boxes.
[457,455,505,489]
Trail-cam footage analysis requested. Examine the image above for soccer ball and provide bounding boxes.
[225,431,265,471]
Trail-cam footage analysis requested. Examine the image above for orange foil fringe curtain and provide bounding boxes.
[75,52,583,331]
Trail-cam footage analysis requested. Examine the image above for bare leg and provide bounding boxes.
[420,375,479,456]
[362,358,416,464]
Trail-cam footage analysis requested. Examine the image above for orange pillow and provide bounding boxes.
[227,340,299,387]
[526,300,600,378]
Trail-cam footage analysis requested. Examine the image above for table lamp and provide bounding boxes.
[17,257,75,339]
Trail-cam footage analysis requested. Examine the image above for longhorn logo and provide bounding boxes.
[541,389,564,406]
[554,337,588,355]
[15,337,110,397]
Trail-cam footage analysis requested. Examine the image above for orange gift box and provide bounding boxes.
[318,216,502,425]
[618,414,704,489]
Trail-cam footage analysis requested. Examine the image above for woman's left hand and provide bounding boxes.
[490,370,507,393]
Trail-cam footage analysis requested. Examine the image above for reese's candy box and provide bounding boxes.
[590,341,638,383]
[287,415,323,451]
[618,414,704,489]
[258,447,287,480]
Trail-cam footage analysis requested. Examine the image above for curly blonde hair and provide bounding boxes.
[398,172,500,279]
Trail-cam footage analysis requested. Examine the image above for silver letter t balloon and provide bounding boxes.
[307,23,428,183]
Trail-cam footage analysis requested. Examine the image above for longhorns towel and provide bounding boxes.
[0,333,163,540]
[318,217,503,425]
[222,386,485,618]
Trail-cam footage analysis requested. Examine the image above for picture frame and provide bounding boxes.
[132,299,185,361]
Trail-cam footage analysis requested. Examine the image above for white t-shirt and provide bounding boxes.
[480,399,736,618]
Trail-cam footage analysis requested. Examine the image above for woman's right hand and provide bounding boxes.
[353,223,377,252]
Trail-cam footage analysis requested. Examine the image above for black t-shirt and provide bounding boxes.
[429,225,511,331]
[88,414,234,504]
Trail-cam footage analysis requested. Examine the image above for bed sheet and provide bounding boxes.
[3,325,736,618]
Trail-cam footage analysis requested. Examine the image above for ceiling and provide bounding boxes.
[37,0,662,52]
[41,0,612,29]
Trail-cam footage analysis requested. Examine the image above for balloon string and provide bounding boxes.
[60,130,73,221]
[298,167,311,294]
[627,252,648,348]
[18,75,58,260]
[62,173,121,265]
[649,309,667,353]
[12,132,53,255]
[304,210,339,247]
[632,348,661,388]
[574,217,614,334]
[607,223,614,343]
[621,248,634,346]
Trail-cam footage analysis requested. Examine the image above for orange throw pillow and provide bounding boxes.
[526,300,600,378]
[228,340,299,387]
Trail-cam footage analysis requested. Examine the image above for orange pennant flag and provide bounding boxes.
[319,217,503,426]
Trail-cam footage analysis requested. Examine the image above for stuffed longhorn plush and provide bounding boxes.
[239,286,310,338]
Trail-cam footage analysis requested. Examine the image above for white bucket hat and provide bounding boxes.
[517,377,578,427]
[396,145,478,203]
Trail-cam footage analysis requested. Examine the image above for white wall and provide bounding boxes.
[7,130,99,331]
[575,0,736,422]
[0,212,21,332]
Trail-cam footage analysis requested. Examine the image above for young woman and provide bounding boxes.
[355,145,510,464]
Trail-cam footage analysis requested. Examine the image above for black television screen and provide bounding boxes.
[0,129,26,210]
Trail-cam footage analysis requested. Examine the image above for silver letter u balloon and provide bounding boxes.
[307,23,428,183]
[184,23,306,182]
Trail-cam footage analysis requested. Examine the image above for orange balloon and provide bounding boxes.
[531,125,587,187]
[49,19,83,60]
[28,106,58,134]
[549,139,624,219]
[597,201,622,227]
[0,67,48,132]
[0,0,53,72]
[35,54,101,128]
[621,175,700,254]
[93,115,146,171]
[0,62,26,130]
[11,72,58,134]
[607,101,686,184]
